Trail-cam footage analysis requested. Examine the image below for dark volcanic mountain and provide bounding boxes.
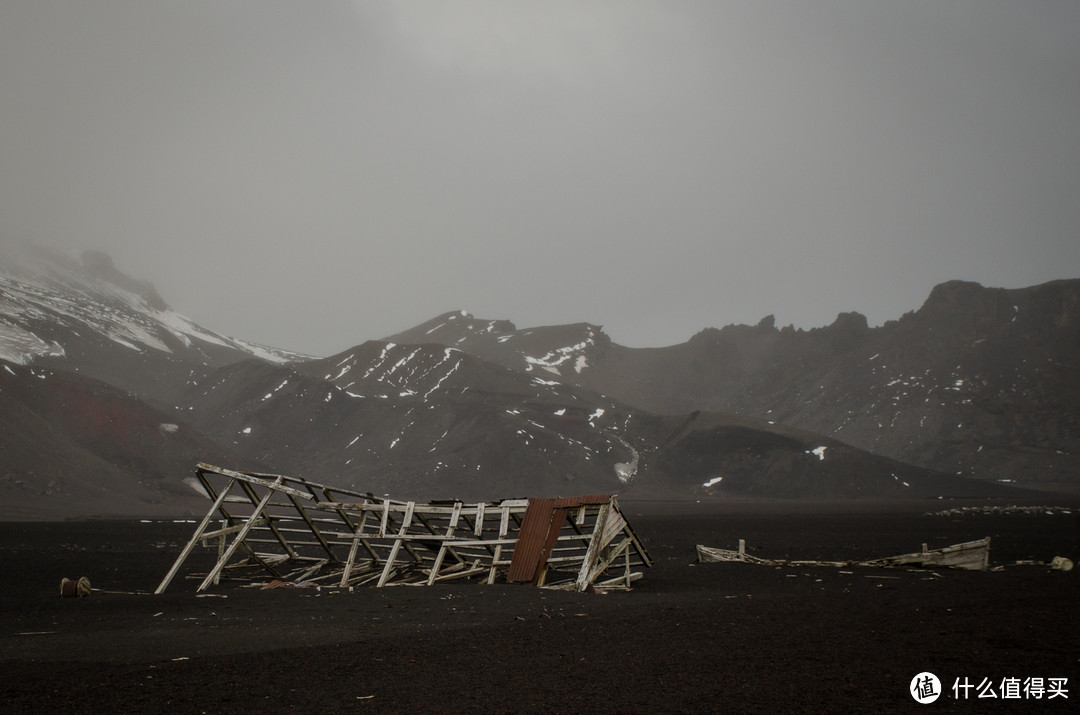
[0,246,1052,518]
[0,361,235,519]
[171,342,998,503]
[0,243,307,405]
[385,282,1080,489]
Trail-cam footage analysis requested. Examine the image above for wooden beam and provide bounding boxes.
[197,477,284,592]
[487,505,511,585]
[286,492,339,562]
[574,500,611,591]
[199,518,269,540]
[376,501,415,587]
[155,477,237,594]
[236,479,297,559]
[474,502,485,537]
[340,499,373,587]
[427,501,462,585]
[195,463,314,500]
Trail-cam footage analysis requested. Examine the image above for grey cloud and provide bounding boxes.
[1,1,1077,354]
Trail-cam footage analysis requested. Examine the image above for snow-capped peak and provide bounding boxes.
[0,244,310,366]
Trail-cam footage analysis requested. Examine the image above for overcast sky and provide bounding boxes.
[2,1,1078,355]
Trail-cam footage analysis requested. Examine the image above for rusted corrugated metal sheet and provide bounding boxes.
[507,498,556,583]
[508,495,614,584]
[535,507,569,583]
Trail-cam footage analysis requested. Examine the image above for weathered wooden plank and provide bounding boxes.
[586,535,633,585]
[593,571,644,588]
[487,505,512,585]
[697,537,991,571]
[397,501,415,535]
[473,502,486,537]
[432,566,488,582]
[197,477,284,592]
[865,537,991,571]
[154,478,238,594]
[427,501,462,585]
[610,497,652,568]
[575,500,610,590]
[198,517,269,541]
[340,499,373,587]
[285,492,339,562]
[195,463,314,500]
[378,499,391,537]
[376,538,404,587]
[236,480,298,559]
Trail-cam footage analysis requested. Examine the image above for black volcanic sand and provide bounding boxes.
[2,501,1078,713]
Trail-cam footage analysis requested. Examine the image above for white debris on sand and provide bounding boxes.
[927,505,1073,517]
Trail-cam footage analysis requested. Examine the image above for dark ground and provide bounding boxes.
[1,499,1078,713]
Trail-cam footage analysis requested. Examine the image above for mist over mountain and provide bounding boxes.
[388,283,1080,488]
[1,247,1067,519]
[0,244,307,396]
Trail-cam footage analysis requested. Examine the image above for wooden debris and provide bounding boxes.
[696,536,992,571]
[157,463,651,594]
[927,505,1072,517]
[861,537,990,571]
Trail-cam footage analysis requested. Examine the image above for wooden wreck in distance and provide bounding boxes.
[696,536,991,571]
[156,464,651,594]
[861,537,991,571]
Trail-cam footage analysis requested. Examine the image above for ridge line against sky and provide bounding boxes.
[1,1,1078,355]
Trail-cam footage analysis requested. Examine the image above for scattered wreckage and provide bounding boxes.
[696,537,992,571]
[157,463,651,594]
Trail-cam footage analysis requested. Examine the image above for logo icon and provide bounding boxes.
[911,672,942,704]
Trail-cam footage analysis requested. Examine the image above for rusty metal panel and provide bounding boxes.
[537,508,570,582]
[507,498,556,583]
[509,496,613,583]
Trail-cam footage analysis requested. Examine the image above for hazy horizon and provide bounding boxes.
[3,2,1078,355]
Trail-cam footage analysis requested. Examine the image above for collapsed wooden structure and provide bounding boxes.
[696,537,991,571]
[157,464,651,594]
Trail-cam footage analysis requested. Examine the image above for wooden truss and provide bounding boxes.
[156,463,651,594]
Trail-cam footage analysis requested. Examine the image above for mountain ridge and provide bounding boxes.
[0,246,1068,518]
[386,279,1080,487]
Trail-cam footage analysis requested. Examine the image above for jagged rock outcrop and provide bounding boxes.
[0,247,1065,517]
[388,281,1080,487]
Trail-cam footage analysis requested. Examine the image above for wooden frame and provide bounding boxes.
[156,464,651,594]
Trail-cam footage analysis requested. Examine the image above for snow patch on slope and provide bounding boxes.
[0,319,65,364]
[0,250,309,366]
[524,336,594,375]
